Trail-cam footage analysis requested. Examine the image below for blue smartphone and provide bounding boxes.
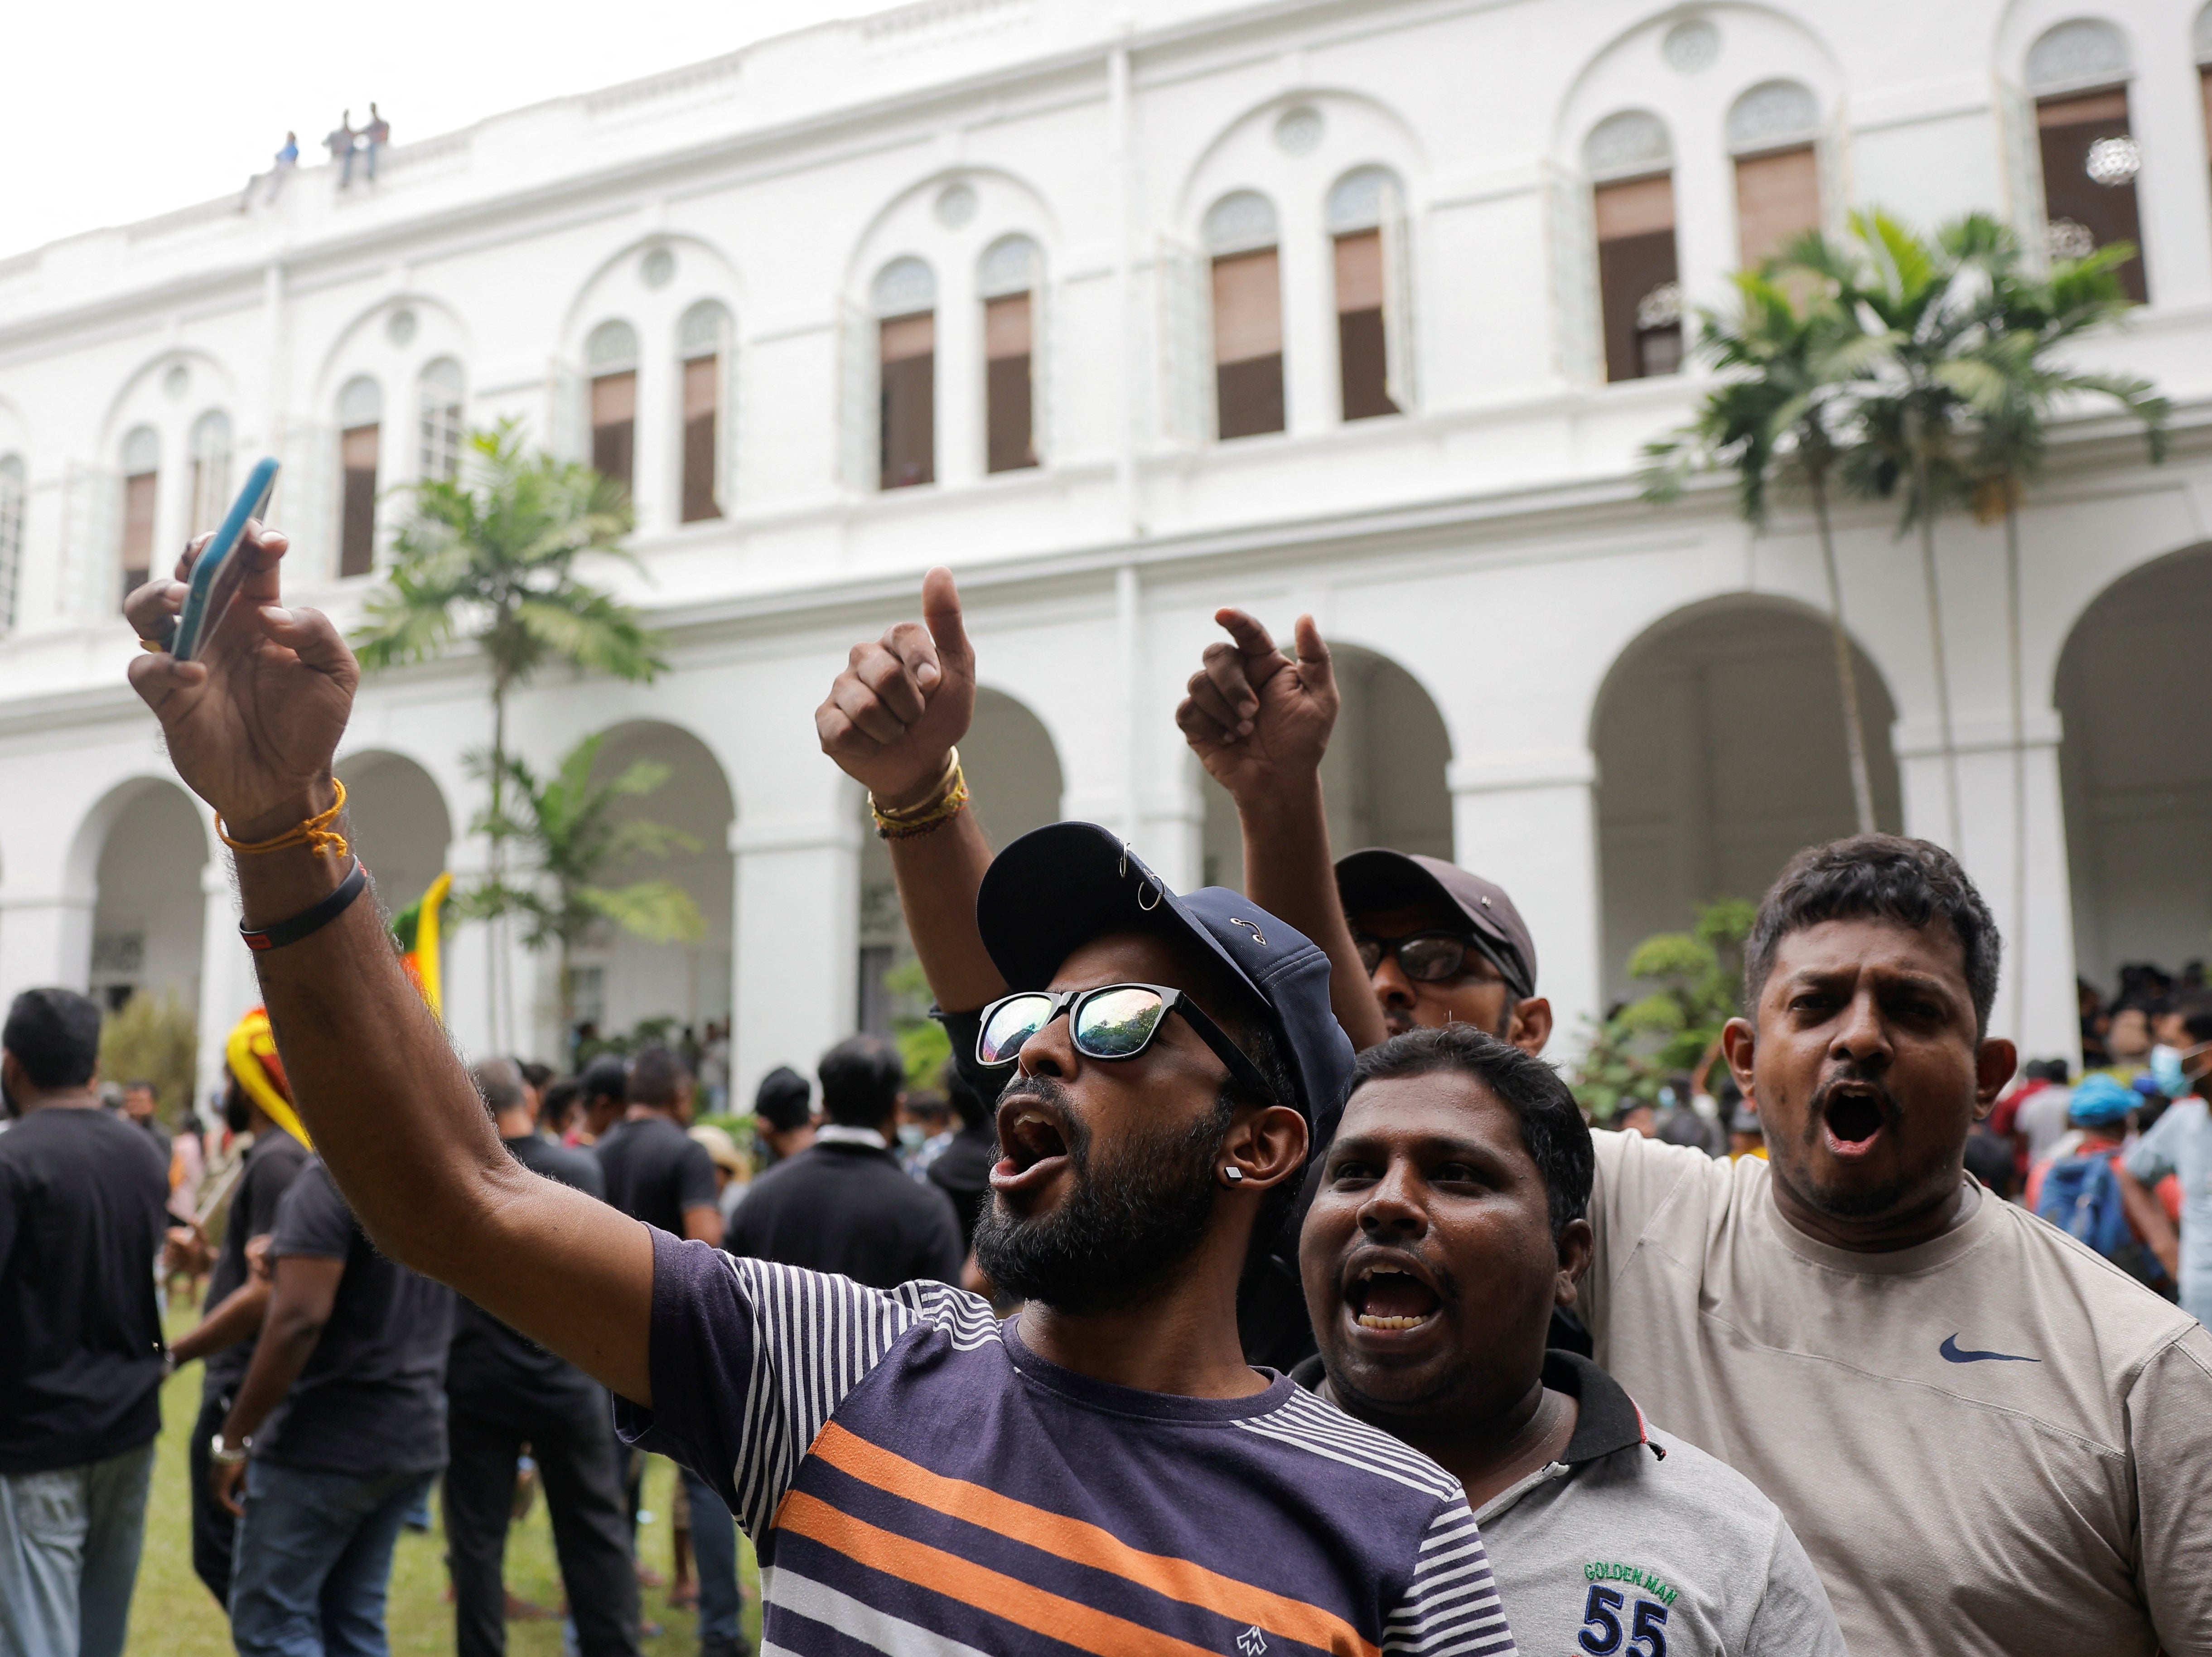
[173,457,280,662]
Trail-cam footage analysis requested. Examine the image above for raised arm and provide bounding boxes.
[816,567,1005,1013]
[1175,610,1387,1051]
[124,527,655,1405]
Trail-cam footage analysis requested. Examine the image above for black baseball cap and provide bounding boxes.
[975,822,1356,1149]
[1334,848,1538,998]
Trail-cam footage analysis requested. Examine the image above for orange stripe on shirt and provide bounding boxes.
[778,1489,1229,1657]
[805,1420,1380,1657]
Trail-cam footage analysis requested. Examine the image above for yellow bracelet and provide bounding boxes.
[874,773,969,840]
[869,750,968,839]
[216,778,351,860]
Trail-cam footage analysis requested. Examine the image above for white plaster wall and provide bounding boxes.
[3,0,2212,1082]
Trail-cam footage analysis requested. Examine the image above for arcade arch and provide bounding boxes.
[856,687,1063,1036]
[568,722,736,1047]
[1593,599,1901,1007]
[1198,643,1452,896]
[2057,544,2212,995]
[79,780,209,1013]
[336,750,454,923]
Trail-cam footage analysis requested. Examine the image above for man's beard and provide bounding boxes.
[974,1076,1232,1316]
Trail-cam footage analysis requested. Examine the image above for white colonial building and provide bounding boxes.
[0,0,2207,1104]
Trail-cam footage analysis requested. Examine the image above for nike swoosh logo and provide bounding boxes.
[1940,1333,2040,1364]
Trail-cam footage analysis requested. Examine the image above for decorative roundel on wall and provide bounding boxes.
[1274,106,1326,156]
[162,363,190,400]
[1662,18,1720,73]
[386,308,418,346]
[642,247,677,289]
[935,183,978,229]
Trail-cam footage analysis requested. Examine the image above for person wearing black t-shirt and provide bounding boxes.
[216,1158,454,1655]
[446,1060,639,1657]
[165,1071,311,1608]
[593,1046,745,1657]
[0,989,169,1657]
[925,1060,996,1260]
[731,1035,962,1291]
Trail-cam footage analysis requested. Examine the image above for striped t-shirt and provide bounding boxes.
[617,1231,1516,1656]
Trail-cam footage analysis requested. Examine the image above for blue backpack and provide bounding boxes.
[2036,1150,2131,1260]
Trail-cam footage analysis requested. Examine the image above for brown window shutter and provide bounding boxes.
[2038,88,2146,301]
[120,471,158,607]
[1594,174,1680,382]
[590,371,637,493]
[681,356,720,522]
[985,295,1036,473]
[339,424,380,578]
[1212,248,1285,438]
[1734,145,1820,269]
[1334,232,1396,421]
[879,312,936,488]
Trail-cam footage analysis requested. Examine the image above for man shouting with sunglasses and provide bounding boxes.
[124,542,1517,1657]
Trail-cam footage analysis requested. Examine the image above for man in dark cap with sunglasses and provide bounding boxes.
[1175,608,1551,1058]
[122,544,1518,1657]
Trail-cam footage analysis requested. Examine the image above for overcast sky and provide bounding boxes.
[1,0,866,261]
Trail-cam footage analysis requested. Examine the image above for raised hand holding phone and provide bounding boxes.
[173,457,280,661]
[125,512,359,854]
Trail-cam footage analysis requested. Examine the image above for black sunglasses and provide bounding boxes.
[975,983,1278,1106]
[1353,929,1522,994]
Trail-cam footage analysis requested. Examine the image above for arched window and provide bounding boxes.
[417,357,464,484]
[119,425,160,605]
[586,320,639,493]
[978,236,1041,473]
[1584,111,1680,381]
[0,455,23,636]
[873,259,937,489]
[1728,82,1823,268]
[1326,168,1405,421]
[2027,20,2144,300]
[1204,191,1284,438]
[336,375,382,578]
[187,410,232,536]
[677,302,732,521]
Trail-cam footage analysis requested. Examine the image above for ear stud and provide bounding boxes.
[1222,1166,1245,1184]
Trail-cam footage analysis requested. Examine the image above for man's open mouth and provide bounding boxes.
[1344,1260,1442,1332]
[1820,1083,1891,1153]
[991,1094,1072,1194]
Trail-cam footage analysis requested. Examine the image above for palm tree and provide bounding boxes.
[1786,210,1994,848]
[470,731,706,1053]
[355,420,666,1046]
[1642,261,1887,835]
[1952,234,2165,1032]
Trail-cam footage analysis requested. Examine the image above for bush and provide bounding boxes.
[1574,899,1753,1123]
[99,991,198,1127]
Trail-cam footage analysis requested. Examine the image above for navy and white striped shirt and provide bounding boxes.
[618,1231,1516,1657]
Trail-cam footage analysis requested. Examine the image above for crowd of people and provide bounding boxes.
[1,531,2207,1657]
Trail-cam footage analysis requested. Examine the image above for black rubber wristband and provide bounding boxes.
[240,859,368,953]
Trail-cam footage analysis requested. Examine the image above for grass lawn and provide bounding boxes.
[126,1301,760,1655]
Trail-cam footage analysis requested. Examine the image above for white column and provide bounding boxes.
[193,860,259,1107]
[936,289,984,487]
[1280,199,1333,437]
[0,889,93,1004]
[439,839,497,1062]
[730,809,860,1112]
[1449,749,1602,1058]
[1900,711,2081,1065]
[632,350,678,533]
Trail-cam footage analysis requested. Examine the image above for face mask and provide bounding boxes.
[2150,1045,2187,1098]
[896,1122,927,1152]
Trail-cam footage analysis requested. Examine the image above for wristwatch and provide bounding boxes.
[209,1432,251,1466]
